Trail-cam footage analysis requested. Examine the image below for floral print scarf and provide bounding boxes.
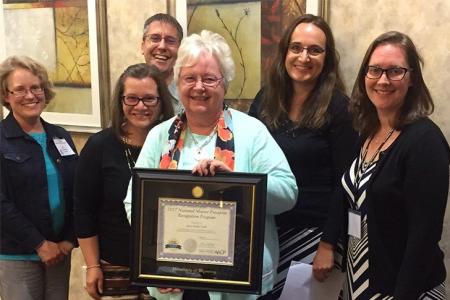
[159,108,235,170]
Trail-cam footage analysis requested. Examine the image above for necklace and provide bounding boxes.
[355,128,395,188]
[122,137,137,173]
[190,126,217,161]
[360,128,395,173]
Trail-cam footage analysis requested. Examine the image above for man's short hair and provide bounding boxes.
[143,13,183,41]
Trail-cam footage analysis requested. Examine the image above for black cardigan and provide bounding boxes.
[322,118,449,299]
[74,128,140,266]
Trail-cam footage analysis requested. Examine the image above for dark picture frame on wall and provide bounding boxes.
[0,0,110,132]
[130,168,267,294]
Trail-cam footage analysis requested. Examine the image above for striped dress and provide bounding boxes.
[268,226,343,298]
[340,153,446,300]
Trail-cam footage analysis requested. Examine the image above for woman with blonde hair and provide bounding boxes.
[0,55,78,300]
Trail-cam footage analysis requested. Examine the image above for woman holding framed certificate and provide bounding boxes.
[124,30,298,300]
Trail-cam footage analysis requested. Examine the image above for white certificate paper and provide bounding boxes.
[279,262,344,300]
[156,198,237,266]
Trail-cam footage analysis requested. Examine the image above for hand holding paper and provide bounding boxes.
[279,262,344,300]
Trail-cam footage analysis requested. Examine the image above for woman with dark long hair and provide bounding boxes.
[249,14,357,298]
[74,63,174,299]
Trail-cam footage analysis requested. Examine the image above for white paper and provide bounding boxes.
[279,262,344,300]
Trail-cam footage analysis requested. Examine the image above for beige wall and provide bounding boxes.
[330,0,450,141]
[68,0,450,298]
[329,0,450,295]
[107,0,166,89]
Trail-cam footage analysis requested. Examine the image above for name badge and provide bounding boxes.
[348,209,361,239]
[53,138,76,156]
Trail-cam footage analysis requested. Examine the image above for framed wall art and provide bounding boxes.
[168,0,328,109]
[0,0,110,132]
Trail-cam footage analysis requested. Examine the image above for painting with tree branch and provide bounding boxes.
[174,0,327,110]
[187,0,260,102]
[1,0,110,132]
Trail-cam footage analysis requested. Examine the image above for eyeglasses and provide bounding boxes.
[7,86,44,98]
[366,66,411,81]
[122,95,159,107]
[180,75,223,88]
[288,43,325,56]
[144,34,178,46]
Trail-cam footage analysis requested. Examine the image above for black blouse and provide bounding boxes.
[249,89,357,228]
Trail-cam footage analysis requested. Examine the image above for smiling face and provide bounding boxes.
[365,44,412,117]
[285,22,326,88]
[122,77,162,132]
[141,21,180,80]
[5,68,46,127]
[178,53,225,120]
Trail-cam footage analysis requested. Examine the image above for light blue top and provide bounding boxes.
[124,109,298,300]
[0,132,64,261]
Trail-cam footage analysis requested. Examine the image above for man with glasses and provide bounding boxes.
[141,13,184,114]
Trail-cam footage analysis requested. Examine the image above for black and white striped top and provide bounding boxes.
[340,152,446,300]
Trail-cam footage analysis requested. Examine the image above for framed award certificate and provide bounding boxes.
[130,168,267,294]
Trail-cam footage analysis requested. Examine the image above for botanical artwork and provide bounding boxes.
[54,6,90,86]
[2,0,92,114]
[261,0,306,78]
[187,0,260,101]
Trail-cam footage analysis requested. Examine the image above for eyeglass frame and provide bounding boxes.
[122,95,160,107]
[143,33,179,47]
[287,43,326,57]
[7,86,45,98]
[365,66,412,81]
[179,75,224,88]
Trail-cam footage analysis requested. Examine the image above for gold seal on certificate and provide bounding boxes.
[156,198,237,266]
[192,186,204,198]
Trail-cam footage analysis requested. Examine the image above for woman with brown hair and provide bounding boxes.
[249,14,357,298]
[313,31,448,300]
[74,63,174,299]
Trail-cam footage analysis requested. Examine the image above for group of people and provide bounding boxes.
[0,11,448,300]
